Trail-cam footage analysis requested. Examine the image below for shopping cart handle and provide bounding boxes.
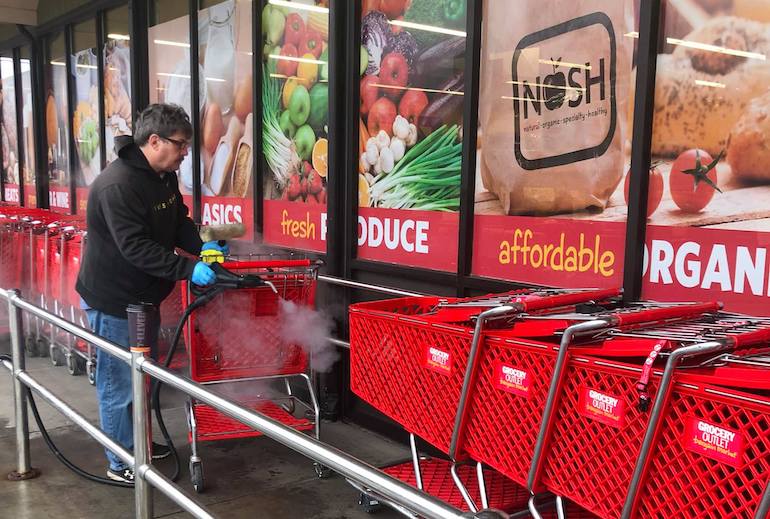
[728,327,770,348]
[520,287,622,312]
[613,302,722,326]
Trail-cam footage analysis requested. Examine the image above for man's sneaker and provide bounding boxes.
[152,442,171,460]
[107,467,135,484]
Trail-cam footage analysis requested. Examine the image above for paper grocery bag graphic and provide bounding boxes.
[479,1,634,215]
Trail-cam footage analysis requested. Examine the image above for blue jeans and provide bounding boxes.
[86,309,133,471]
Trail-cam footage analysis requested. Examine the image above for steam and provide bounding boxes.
[277,299,339,373]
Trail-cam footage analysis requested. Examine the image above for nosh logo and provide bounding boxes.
[424,345,451,375]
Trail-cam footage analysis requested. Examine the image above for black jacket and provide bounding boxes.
[76,137,202,317]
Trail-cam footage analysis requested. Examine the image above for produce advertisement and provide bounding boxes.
[46,43,72,213]
[198,0,254,239]
[641,0,770,315]
[356,0,466,270]
[472,0,636,287]
[71,48,101,215]
[20,58,36,207]
[1,55,20,204]
[104,37,132,164]
[262,0,330,252]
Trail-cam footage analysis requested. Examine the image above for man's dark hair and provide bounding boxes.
[133,103,193,146]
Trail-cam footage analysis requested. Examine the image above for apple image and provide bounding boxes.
[261,4,285,46]
[543,61,566,110]
[276,43,299,77]
[288,85,311,127]
[398,89,428,125]
[379,52,409,100]
[294,124,316,162]
[360,75,380,115]
[367,97,397,137]
[279,110,296,139]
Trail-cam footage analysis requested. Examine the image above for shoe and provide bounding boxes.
[152,442,171,460]
[107,467,135,484]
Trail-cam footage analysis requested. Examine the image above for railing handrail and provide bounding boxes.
[1,288,497,519]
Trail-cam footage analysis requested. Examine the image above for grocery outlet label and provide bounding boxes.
[4,184,20,204]
[578,387,625,428]
[684,417,744,468]
[424,344,452,376]
[493,361,531,398]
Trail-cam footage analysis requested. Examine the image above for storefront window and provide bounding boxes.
[20,47,35,207]
[1,52,20,205]
[471,0,637,288]
[198,0,254,238]
[104,6,132,164]
[71,19,100,215]
[261,0,330,252]
[148,0,193,198]
[642,1,770,315]
[355,0,466,270]
[46,32,72,213]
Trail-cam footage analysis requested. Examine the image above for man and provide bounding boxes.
[76,104,224,483]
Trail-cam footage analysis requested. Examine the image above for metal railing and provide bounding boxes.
[1,288,507,519]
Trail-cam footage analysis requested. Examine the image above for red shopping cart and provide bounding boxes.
[526,313,770,519]
[180,258,322,492]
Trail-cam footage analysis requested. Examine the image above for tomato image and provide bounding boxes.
[624,165,664,217]
[669,149,723,213]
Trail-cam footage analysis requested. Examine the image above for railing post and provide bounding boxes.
[127,303,157,519]
[6,289,39,481]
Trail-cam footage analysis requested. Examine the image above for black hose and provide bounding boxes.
[0,354,131,488]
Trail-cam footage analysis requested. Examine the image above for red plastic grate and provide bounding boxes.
[191,400,313,442]
[539,358,660,519]
[460,336,556,489]
[633,380,770,518]
[382,459,528,513]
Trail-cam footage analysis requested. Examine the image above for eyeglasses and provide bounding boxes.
[160,136,191,151]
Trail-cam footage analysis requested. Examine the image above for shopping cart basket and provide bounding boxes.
[528,313,770,519]
[181,258,323,492]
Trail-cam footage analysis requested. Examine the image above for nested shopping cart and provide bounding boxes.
[521,311,770,519]
[0,211,27,334]
[349,287,624,514]
[181,258,323,493]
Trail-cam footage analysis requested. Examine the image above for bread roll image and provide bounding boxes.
[727,90,770,181]
[651,16,770,157]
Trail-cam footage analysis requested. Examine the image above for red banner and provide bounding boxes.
[472,215,626,288]
[201,196,254,241]
[24,185,36,208]
[76,188,89,215]
[3,184,20,205]
[263,199,326,253]
[642,225,770,315]
[356,208,459,271]
[48,186,71,213]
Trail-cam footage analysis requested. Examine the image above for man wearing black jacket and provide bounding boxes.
[76,104,220,483]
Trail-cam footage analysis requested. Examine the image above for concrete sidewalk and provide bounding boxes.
[0,336,407,518]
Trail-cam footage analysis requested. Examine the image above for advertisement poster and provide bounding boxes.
[20,56,35,207]
[148,14,194,194]
[352,0,465,269]
[472,0,636,288]
[71,47,101,215]
[198,0,254,239]
[104,37,132,164]
[46,36,72,213]
[262,0,330,252]
[1,55,20,204]
[640,2,770,315]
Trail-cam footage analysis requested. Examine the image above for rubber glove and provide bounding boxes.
[201,240,230,256]
[191,261,216,286]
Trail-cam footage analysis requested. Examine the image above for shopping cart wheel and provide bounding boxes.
[49,345,63,366]
[24,336,38,357]
[190,461,205,493]
[66,354,83,376]
[358,493,380,513]
[36,338,49,358]
[86,361,96,385]
[313,462,331,479]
